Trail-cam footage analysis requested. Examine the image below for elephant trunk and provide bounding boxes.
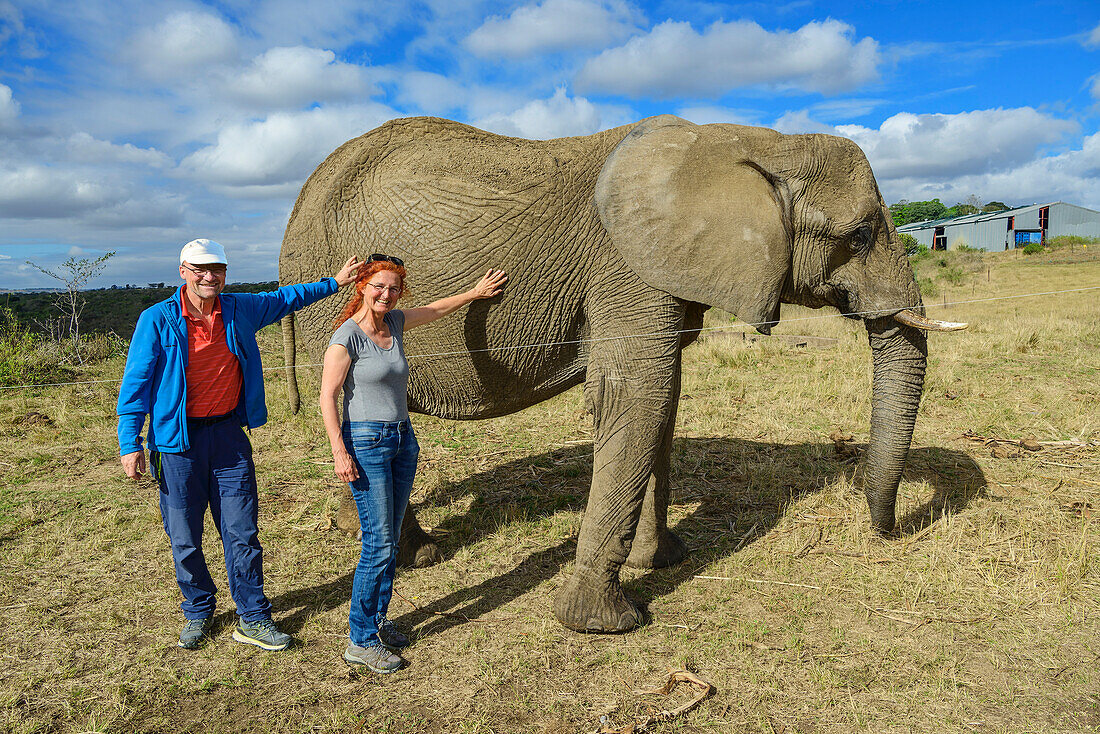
[281,313,300,415]
[863,318,927,533]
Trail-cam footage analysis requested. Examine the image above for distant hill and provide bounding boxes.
[2,282,280,337]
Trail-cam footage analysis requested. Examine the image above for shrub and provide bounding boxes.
[1046,235,1098,250]
[955,244,981,253]
[0,307,61,387]
[898,232,920,256]
[1023,242,1044,255]
[917,277,939,298]
[940,266,966,285]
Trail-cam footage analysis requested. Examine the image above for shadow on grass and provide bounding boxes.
[278,439,985,639]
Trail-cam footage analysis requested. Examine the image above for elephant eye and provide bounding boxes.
[852,222,873,256]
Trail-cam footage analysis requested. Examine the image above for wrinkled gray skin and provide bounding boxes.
[279,115,927,633]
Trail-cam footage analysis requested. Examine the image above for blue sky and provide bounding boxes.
[2,0,1099,288]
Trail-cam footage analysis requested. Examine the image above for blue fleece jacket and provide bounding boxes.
[117,279,337,455]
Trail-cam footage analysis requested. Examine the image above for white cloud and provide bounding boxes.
[881,133,1100,209]
[1086,22,1100,48]
[677,105,759,126]
[465,0,644,58]
[0,165,126,219]
[226,46,372,109]
[773,108,1098,210]
[834,107,1077,179]
[472,87,625,139]
[130,11,238,80]
[180,103,398,192]
[1090,74,1100,102]
[65,132,171,168]
[774,109,846,135]
[576,18,879,98]
[0,83,19,130]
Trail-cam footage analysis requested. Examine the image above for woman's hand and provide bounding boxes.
[334,448,360,483]
[470,269,507,299]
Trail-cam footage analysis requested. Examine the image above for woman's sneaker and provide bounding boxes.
[344,641,404,673]
[232,617,292,651]
[376,615,410,649]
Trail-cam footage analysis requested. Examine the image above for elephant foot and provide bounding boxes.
[397,520,443,569]
[624,529,688,569]
[553,568,642,633]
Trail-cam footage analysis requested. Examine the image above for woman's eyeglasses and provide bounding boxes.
[367,253,404,266]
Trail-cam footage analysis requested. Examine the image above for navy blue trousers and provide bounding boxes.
[152,417,272,622]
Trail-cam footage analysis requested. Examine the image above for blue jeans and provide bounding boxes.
[343,419,420,647]
[152,417,272,622]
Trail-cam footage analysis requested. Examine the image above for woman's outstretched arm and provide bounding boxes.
[402,269,507,331]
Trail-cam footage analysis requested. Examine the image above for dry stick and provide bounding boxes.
[694,576,823,591]
[590,669,715,734]
[1042,474,1100,488]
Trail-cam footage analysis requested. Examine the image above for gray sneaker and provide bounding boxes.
[344,641,404,674]
[178,617,211,649]
[232,617,292,651]
[376,615,410,650]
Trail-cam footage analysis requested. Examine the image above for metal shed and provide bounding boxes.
[897,202,1100,251]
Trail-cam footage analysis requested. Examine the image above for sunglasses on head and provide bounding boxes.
[366,253,404,267]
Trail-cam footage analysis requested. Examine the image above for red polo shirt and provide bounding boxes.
[181,288,242,418]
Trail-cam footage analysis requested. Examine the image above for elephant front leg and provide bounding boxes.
[624,403,688,569]
[554,361,679,632]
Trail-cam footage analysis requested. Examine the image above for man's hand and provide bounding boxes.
[333,256,361,287]
[122,450,147,480]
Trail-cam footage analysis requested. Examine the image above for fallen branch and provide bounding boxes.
[960,431,1099,451]
[694,575,823,591]
[591,669,715,734]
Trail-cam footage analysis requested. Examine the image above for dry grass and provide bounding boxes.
[1,249,1098,733]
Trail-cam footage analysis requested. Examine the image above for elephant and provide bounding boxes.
[278,115,964,633]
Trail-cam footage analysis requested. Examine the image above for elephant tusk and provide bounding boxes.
[893,308,968,332]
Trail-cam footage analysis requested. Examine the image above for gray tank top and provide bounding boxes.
[328,310,409,422]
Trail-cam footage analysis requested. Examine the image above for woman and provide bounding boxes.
[320,254,507,673]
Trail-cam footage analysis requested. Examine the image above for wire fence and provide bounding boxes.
[2,284,1099,393]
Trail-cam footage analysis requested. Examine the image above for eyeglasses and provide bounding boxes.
[182,263,227,277]
[367,253,404,266]
[367,283,402,294]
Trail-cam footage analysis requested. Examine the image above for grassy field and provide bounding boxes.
[1,248,1098,733]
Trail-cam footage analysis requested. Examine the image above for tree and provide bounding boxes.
[26,252,115,363]
[898,232,920,256]
[890,198,949,227]
[982,201,1009,213]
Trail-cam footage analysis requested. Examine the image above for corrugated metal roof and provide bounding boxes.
[898,202,1048,232]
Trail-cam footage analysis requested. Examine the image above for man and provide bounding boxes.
[118,238,358,650]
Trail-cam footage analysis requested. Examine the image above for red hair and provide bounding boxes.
[334,260,409,328]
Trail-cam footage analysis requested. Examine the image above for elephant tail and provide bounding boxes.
[281,313,300,415]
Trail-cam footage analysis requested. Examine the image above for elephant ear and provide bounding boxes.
[595,115,791,334]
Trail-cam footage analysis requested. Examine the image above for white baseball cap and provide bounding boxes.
[180,238,228,265]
